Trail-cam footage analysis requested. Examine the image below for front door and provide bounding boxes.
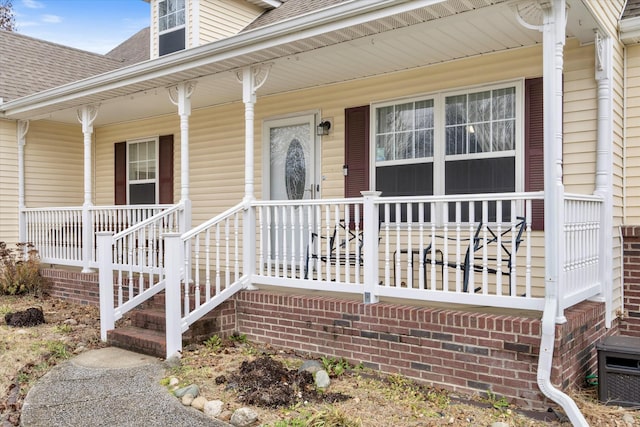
[264,114,318,271]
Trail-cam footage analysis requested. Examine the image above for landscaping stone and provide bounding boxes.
[204,400,224,418]
[174,384,199,398]
[314,369,330,389]
[191,396,207,411]
[298,360,323,374]
[181,393,195,406]
[230,407,258,427]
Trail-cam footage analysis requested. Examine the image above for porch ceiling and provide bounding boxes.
[3,0,599,126]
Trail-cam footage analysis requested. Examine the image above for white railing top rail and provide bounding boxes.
[112,203,184,240]
[22,206,83,212]
[564,193,604,202]
[91,204,174,211]
[251,197,365,207]
[182,201,246,240]
[376,191,545,204]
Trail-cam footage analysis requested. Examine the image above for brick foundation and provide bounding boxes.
[41,268,100,306]
[38,268,611,410]
[233,291,610,410]
[621,226,640,336]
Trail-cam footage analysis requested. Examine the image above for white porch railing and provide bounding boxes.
[23,204,172,267]
[561,194,602,312]
[97,203,185,340]
[164,202,248,357]
[95,191,604,356]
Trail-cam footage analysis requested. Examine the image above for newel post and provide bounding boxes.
[97,231,114,341]
[362,191,381,304]
[164,232,183,359]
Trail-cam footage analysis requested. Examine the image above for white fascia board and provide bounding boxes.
[1,0,445,118]
[247,0,282,8]
[620,16,640,44]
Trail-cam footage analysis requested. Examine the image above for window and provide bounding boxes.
[373,81,524,222]
[128,139,157,205]
[114,135,174,206]
[159,0,185,33]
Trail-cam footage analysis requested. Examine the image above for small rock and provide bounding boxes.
[73,346,86,354]
[204,400,224,418]
[182,393,195,406]
[169,377,180,387]
[624,413,635,425]
[63,318,78,326]
[174,384,199,398]
[191,396,207,411]
[490,422,510,427]
[219,410,233,422]
[298,360,323,374]
[230,407,258,427]
[314,370,330,389]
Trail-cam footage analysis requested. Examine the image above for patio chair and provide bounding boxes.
[304,219,371,279]
[423,216,526,293]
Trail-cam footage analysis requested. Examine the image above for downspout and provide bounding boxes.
[523,0,588,424]
[17,120,29,244]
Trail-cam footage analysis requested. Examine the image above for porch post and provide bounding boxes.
[541,0,567,323]
[78,105,98,273]
[594,31,613,327]
[239,66,270,287]
[362,191,381,304]
[17,120,29,243]
[97,231,114,341]
[168,82,196,231]
[164,232,183,358]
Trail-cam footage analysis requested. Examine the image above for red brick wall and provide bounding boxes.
[621,226,640,336]
[37,268,611,410]
[232,291,610,410]
[41,268,100,306]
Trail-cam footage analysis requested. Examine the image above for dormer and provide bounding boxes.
[148,0,282,59]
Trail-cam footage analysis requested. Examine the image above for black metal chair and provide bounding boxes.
[423,217,526,293]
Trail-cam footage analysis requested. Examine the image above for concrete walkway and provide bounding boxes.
[21,347,228,427]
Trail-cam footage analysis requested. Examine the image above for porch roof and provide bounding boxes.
[1,0,599,126]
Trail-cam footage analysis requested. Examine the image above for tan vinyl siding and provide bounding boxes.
[0,120,19,245]
[23,121,83,208]
[585,0,625,39]
[198,0,263,44]
[626,45,640,224]
[94,115,180,206]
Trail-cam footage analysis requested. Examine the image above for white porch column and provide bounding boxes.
[238,66,270,288]
[540,0,567,323]
[594,31,614,328]
[168,82,195,207]
[77,105,98,273]
[239,66,270,202]
[17,120,29,243]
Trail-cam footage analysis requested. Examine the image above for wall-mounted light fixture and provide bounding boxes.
[317,120,331,136]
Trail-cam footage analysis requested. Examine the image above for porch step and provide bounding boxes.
[107,297,229,358]
[107,326,166,358]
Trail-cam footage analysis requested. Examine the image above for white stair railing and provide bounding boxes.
[165,202,248,358]
[98,203,184,340]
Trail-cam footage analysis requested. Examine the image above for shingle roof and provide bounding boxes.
[106,27,150,65]
[243,0,348,31]
[0,30,125,102]
[623,0,640,19]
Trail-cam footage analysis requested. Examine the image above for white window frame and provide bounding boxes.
[371,80,524,196]
[126,137,159,205]
[158,0,186,35]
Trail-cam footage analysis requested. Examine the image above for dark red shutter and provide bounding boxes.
[525,77,544,231]
[159,135,174,204]
[114,142,127,205]
[345,105,370,199]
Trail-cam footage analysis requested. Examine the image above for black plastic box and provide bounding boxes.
[597,335,640,406]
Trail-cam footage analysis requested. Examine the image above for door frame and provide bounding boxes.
[261,111,322,201]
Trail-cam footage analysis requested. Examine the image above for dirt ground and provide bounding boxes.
[1,294,639,427]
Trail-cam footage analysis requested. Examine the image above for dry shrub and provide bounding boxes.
[0,242,50,296]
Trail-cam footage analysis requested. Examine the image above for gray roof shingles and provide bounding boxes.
[243,0,348,31]
[106,27,150,65]
[0,30,126,102]
[623,0,640,19]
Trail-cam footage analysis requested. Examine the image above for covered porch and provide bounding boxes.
[5,0,617,420]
